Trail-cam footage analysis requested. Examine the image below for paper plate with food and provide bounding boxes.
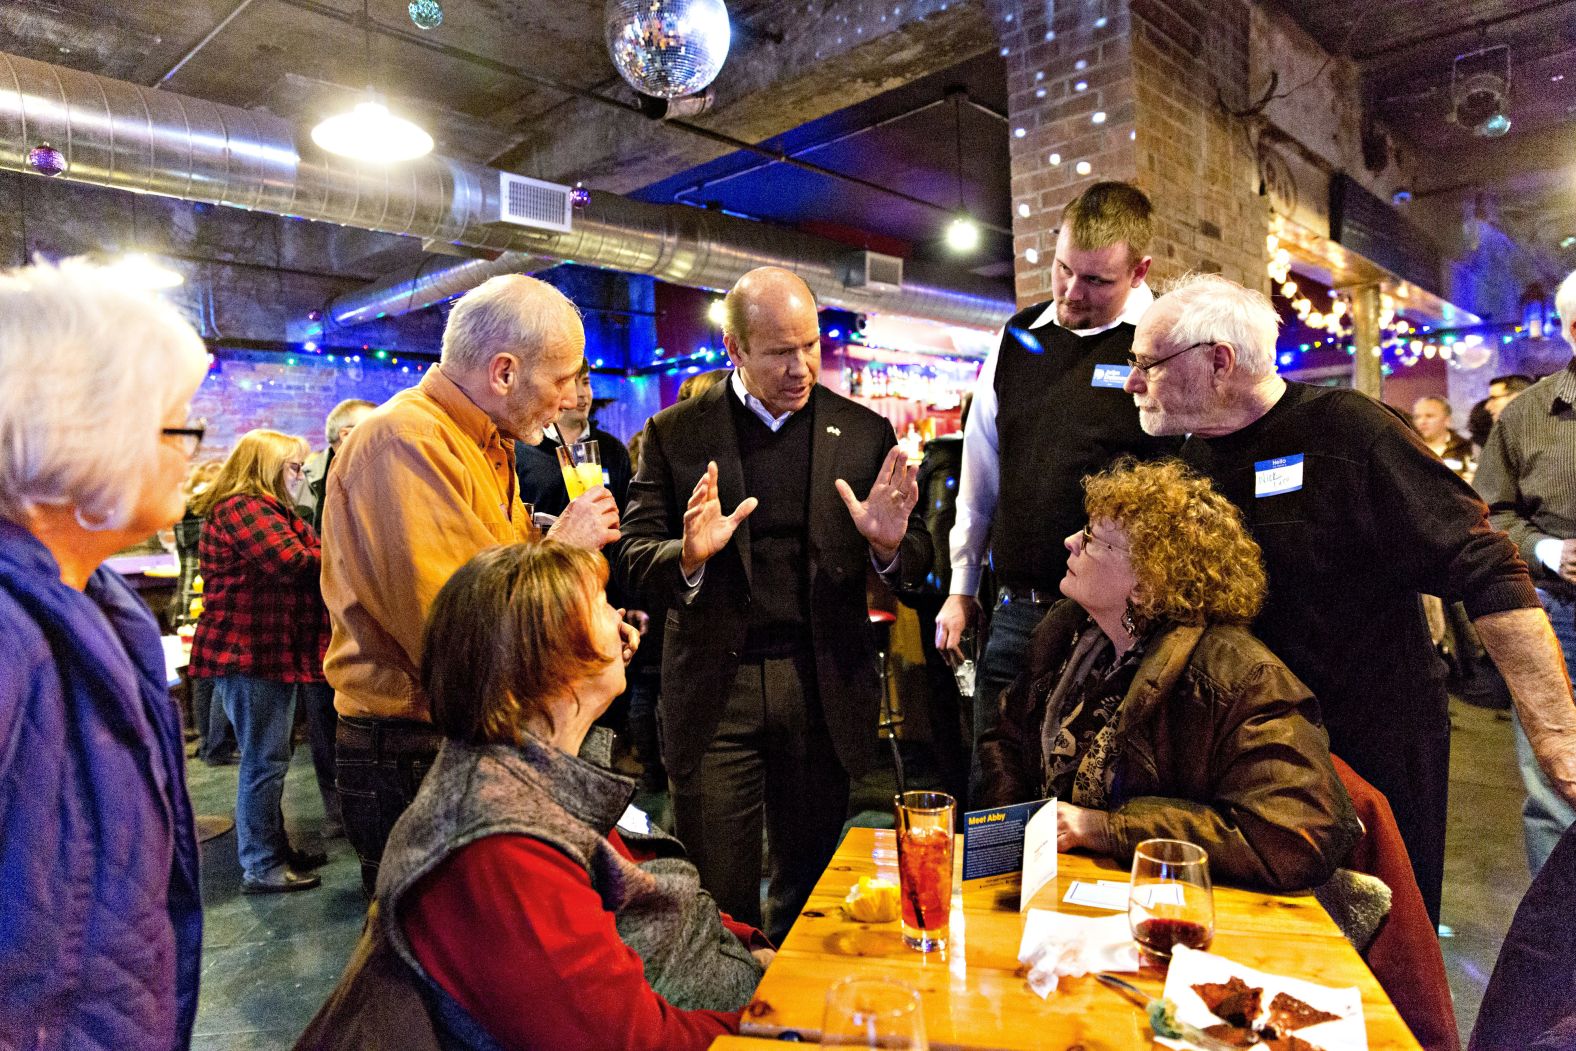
[1155,944,1365,1051]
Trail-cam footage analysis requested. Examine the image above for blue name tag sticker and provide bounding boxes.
[1254,454,1305,497]
[1090,363,1131,388]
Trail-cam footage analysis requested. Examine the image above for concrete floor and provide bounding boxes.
[186,697,1531,1048]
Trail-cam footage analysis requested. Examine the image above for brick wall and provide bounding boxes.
[992,0,1268,307]
[992,0,1140,307]
[1131,0,1268,288]
[190,349,429,462]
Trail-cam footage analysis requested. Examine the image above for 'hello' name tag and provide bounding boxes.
[1090,363,1131,388]
[1255,454,1304,497]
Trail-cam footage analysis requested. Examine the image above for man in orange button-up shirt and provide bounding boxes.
[321,274,621,891]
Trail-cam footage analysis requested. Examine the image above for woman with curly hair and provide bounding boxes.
[975,458,1359,890]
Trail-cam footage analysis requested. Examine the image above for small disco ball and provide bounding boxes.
[605,0,731,100]
[570,183,591,209]
[26,142,66,177]
[408,0,442,29]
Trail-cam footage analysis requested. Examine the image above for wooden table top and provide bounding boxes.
[737,826,1422,1051]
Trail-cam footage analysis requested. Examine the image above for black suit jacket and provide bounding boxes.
[616,379,932,780]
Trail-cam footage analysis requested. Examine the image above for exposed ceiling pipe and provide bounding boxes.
[328,252,556,327]
[0,49,1014,331]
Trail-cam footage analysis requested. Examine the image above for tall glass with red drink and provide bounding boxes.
[894,790,955,952]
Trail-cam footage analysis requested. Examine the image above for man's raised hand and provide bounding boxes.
[681,461,757,577]
[835,445,919,565]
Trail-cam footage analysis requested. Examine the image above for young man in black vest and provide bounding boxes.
[936,182,1179,799]
[618,267,931,943]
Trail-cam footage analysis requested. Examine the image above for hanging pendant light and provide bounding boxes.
[944,92,979,255]
[310,0,433,164]
[312,98,433,163]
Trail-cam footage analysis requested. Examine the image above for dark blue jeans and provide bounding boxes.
[336,715,443,894]
[298,681,340,829]
[968,596,1047,806]
[1524,591,1576,875]
[194,676,235,762]
[214,675,297,881]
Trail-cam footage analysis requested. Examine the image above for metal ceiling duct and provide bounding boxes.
[0,49,1014,331]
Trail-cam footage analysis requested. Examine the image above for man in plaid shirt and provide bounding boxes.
[321,274,623,892]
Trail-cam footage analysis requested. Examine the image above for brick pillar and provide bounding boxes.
[992,0,1139,307]
[992,0,1269,307]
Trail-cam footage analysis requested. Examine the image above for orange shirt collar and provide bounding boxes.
[421,365,510,452]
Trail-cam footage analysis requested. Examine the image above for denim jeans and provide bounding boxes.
[214,675,298,881]
[193,676,235,762]
[968,596,1049,806]
[298,682,340,829]
[335,715,443,894]
[1523,591,1576,876]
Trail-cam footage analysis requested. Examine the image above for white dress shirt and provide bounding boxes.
[947,284,1155,597]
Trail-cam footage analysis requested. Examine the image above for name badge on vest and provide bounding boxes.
[1090,363,1131,388]
[1254,454,1304,497]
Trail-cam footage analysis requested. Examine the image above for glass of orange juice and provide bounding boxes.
[556,440,604,499]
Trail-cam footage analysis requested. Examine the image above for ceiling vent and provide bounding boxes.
[495,173,575,233]
[844,250,904,291]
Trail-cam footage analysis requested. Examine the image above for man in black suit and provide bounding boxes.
[619,267,931,941]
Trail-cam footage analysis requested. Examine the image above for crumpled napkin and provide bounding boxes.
[1017,910,1139,998]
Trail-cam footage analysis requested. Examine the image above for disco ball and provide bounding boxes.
[605,0,731,100]
[408,0,443,29]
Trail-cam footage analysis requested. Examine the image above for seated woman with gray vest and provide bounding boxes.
[975,459,1360,891]
[357,541,769,1050]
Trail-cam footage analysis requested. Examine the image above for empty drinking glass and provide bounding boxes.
[822,976,928,1049]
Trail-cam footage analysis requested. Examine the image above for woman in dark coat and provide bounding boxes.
[977,459,1360,890]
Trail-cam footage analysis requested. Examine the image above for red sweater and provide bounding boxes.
[402,830,758,1051]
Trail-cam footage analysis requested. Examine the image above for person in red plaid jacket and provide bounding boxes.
[189,428,332,894]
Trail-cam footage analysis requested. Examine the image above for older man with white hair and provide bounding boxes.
[1124,272,1576,925]
[1474,269,1576,876]
[322,273,622,891]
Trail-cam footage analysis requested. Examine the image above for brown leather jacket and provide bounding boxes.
[977,601,1360,891]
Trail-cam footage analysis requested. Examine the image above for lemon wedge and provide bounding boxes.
[844,876,901,923]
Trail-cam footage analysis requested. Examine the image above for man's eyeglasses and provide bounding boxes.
[1081,524,1129,554]
[1127,340,1217,374]
[161,419,206,456]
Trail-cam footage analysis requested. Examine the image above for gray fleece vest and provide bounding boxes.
[375,728,762,1019]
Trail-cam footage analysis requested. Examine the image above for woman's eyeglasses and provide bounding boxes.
[161,419,207,456]
[1081,524,1130,554]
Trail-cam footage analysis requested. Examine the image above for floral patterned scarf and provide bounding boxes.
[1034,621,1148,807]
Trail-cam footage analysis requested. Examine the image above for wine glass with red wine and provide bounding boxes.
[1129,838,1214,967]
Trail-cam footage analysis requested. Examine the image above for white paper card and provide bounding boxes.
[1131,882,1188,908]
[616,804,652,836]
[1063,880,1130,911]
[1157,944,1366,1051]
[1019,798,1059,910]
